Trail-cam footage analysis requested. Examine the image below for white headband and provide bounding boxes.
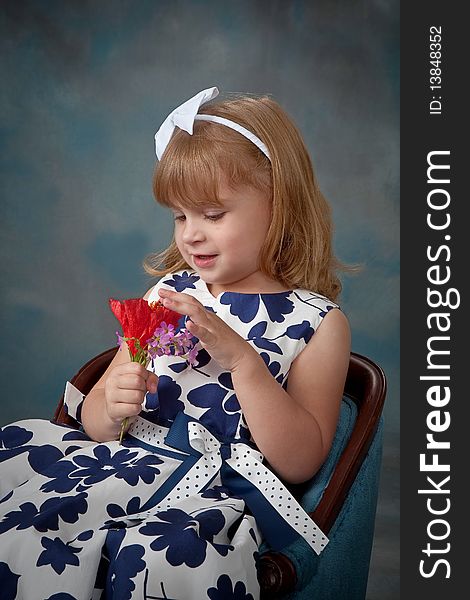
[154,86,271,161]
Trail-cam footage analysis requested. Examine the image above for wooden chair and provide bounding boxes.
[53,350,386,599]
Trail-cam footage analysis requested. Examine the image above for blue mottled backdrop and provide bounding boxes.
[0,1,399,597]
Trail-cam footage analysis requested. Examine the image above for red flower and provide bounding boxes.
[109,298,181,359]
[108,297,190,444]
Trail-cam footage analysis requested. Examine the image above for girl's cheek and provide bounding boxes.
[174,235,184,251]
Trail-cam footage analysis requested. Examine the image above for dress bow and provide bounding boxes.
[157,413,329,555]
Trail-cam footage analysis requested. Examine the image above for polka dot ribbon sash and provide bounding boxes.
[150,412,329,555]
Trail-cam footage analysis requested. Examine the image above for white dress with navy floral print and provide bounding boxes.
[0,270,338,600]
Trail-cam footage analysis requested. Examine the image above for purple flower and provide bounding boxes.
[147,325,198,366]
[187,346,199,366]
[116,331,126,348]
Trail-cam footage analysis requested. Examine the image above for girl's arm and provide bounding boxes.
[231,309,350,483]
[159,288,350,484]
[81,286,158,442]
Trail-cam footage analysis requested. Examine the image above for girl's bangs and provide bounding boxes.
[154,124,271,209]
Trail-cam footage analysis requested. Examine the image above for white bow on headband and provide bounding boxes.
[154,86,271,161]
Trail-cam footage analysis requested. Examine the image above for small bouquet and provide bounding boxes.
[109,297,198,442]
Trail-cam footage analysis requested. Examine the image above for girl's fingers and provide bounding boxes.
[147,373,159,393]
[159,288,230,348]
[186,320,215,345]
[115,375,147,392]
[110,404,141,420]
[158,288,197,303]
[115,362,151,377]
[158,289,202,309]
[159,290,208,325]
[112,392,145,407]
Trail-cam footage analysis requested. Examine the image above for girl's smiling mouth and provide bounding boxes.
[193,254,218,268]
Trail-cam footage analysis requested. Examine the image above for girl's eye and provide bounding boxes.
[205,213,225,221]
[173,214,185,222]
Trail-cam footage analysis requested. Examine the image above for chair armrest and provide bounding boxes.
[52,347,118,428]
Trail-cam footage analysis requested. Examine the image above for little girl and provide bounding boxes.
[0,87,350,599]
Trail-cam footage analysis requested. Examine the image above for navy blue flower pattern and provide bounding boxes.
[115,454,163,486]
[261,293,295,323]
[201,485,236,502]
[220,291,294,324]
[207,574,254,600]
[39,461,81,494]
[219,293,259,323]
[0,493,88,534]
[108,544,146,598]
[247,321,282,354]
[259,353,285,386]
[39,447,162,495]
[27,445,67,476]
[0,425,32,449]
[71,446,139,486]
[61,431,90,442]
[36,536,82,574]
[0,426,61,469]
[155,375,184,423]
[105,496,145,523]
[247,319,314,355]
[285,320,315,344]
[139,508,232,568]
[188,373,241,439]
[319,305,336,318]
[168,346,212,375]
[0,561,20,600]
[0,269,337,598]
[105,529,146,600]
[163,271,200,292]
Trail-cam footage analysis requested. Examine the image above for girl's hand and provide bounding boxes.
[104,362,158,424]
[158,288,255,372]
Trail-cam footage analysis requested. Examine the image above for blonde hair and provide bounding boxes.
[143,94,346,300]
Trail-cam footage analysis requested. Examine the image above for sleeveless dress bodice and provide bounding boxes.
[130,270,337,442]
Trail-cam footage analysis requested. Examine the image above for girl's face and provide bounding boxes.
[171,179,276,296]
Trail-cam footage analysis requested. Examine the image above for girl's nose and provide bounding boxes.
[181,218,206,244]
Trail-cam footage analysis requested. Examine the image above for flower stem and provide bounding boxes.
[118,343,151,445]
[116,329,197,445]
[119,417,128,445]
